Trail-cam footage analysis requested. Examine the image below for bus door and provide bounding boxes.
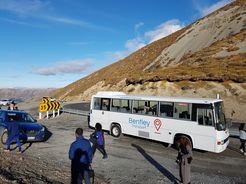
[99,98,110,125]
[91,98,110,127]
[193,104,216,151]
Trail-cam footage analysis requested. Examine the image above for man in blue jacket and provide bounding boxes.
[5,116,22,153]
[69,128,93,184]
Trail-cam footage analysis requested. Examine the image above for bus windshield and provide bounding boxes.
[214,102,226,131]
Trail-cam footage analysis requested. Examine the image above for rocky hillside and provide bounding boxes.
[55,0,246,120]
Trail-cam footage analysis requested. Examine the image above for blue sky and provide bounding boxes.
[0,0,234,88]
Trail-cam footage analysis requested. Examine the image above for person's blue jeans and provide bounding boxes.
[7,135,21,152]
[240,139,246,152]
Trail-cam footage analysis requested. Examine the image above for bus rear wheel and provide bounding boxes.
[111,124,121,137]
[174,135,192,150]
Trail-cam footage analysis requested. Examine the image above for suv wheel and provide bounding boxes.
[0,129,8,146]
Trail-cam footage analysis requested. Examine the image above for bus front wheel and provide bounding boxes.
[0,129,8,147]
[111,124,121,137]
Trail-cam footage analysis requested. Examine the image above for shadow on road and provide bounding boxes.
[11,126,52,153]
[43,126,52,142]
[131,143,180,184]
[227,145,242,154]
[11,142,32,153]
[21,142,32,153]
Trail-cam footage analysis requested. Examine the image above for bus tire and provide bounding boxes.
[111,124,121,137]
[174,135,192,150]
[0,128,8,148]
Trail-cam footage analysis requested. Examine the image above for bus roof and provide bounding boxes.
[94,91,223,104]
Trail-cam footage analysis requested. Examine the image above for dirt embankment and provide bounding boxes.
[0,150,107,184]
[0,150,70,184]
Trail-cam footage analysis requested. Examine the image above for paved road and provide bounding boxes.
[62,102,90,111]
[17,102,246,184]
[21,115,245,183]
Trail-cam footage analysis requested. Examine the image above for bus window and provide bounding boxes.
[93,98,101,110]
[174,103,191,120]
[160,102,174,118]
[214,102,226,131]
[111,99,120,112]
[133,100,145,115]
[133,100,157,116]
[119,99,131,113]
[197,108,213,126]
[148,101,158,116]
[101,98,110,111]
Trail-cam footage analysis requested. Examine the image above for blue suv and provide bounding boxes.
[0,110,45,147]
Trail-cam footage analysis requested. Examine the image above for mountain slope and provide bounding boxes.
[145,0,245,70]
[54,0,246,120]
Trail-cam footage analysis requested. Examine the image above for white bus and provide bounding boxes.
[89,91,229,153]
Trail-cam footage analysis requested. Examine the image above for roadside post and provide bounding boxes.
[39,97,61,119]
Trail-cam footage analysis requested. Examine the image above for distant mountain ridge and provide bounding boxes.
[54,0,246,120]
[0,88,56,102]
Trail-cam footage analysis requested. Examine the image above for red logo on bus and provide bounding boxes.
[154,119,162,132]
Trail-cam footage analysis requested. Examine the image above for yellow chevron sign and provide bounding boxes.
[39,103,48,112]
[42,97,51,104]
[53,101,60,110]
[39,99,61,112]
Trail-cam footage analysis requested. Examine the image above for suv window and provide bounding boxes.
[7,112,35,123]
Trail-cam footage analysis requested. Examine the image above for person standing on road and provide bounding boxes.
[10,101,16,110]
[239,123,246,156]
[177,136,193,184]
[5,116,22,153]
[90,123,108,159]
[69,128,93,184]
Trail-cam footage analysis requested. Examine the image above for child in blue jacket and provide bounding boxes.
[91,123,108,159]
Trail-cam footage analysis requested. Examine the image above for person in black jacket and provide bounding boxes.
[239,123,246,155]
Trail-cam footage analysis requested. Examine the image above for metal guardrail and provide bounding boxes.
[229,128,239,137]
[61,107,89,116]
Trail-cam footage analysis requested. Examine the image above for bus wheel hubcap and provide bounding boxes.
[113,128,119,135]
